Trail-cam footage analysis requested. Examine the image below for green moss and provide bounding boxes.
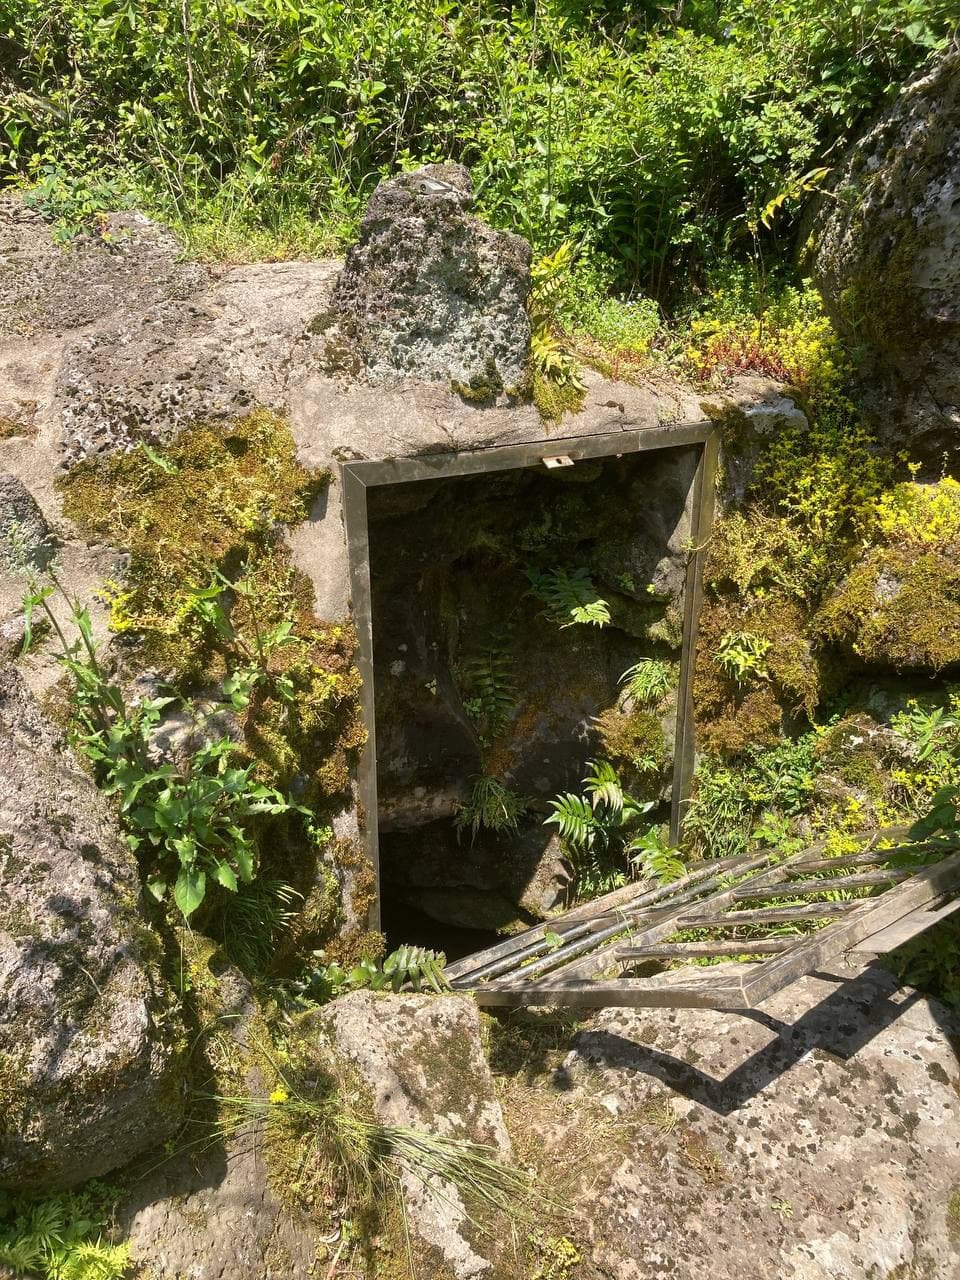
[532,372,585,423]
[834,218,925,363]
[814,717,887,802]
[58,409,329,680]
[595,706,666,776]
[0,1050,29,1135]
[692,596,819,757]
[817,545,960,671]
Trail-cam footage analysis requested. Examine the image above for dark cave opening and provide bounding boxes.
[365,446,700,957]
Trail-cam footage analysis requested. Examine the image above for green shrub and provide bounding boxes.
[3,0,950,287]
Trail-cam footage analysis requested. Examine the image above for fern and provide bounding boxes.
[58,1240,132,1280]
[459,647,516,738]
[545,792,599,851]
[0,1188,130,1280]
[455,776,524,842]
[217,877,302,972]
[627,828,686,885]
[529,244,586,391]
[583,758,625,815]
[546,761,669,898]
[619,659,673,706]
[526,568,610,628]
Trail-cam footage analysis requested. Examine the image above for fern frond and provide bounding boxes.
[218,877,302,971]
[459,647,516,737]
[544,792,598,851]
[627,829,685,885]
[619,659,673,706]
[56,1238,131,1280]
[526,568,610,628]
[583,759,624,815]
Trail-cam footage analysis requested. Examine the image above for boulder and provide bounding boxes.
[809,44,960,463]
[550,964,960,1279]
[815,478,960,671]
[58,259,339,464]
[0,472,52,570]
[312,991,512,1278]
[0,199,207,340]
[331,163,532,392]
[0,668,183,1189]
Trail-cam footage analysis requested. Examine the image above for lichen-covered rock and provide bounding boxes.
[58,260,339,464]
[0,198,207,339]
[548,964,960,1279]
[809,44,960,462]
[331,163,531,392]
[0,668,183,1189]
[312,991,512,1279]
[0,472,52,570]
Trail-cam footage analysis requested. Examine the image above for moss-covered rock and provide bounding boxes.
[305,991,515,1279]
[693,596,826,757]
[808,43,960,463]
[816,479,960,672]
[0,669,184,1190]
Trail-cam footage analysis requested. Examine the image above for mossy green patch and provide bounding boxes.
[818,545,960,672]
[532,372,585,423]
[595,705,666,773]
[58,409,328,679]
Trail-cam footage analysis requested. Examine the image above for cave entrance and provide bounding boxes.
[342,423,718,958]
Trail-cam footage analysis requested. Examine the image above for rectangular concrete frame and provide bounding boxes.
[341,421,719,932]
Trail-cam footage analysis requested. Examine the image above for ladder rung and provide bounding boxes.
[677,900,859,928]
[617,938,795,959]
[731,868,910,900]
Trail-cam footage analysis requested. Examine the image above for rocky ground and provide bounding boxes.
[2,40,960,1279]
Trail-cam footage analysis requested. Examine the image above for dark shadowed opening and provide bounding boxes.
[341,427,716,962]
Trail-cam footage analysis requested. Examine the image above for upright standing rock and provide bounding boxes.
[0,669,183,1189]
[332,163,532,393]
[809,44,960,463]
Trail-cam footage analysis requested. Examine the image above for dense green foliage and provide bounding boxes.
[282,943,449,1006]
[0,1184,129,1280]
[2,0,952,291]
[546,759,684,894]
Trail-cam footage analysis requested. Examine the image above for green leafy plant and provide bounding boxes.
[625,826,686,884]
[619,659,673,706]
[529,244,586,391]
[283,944,449,1006]
[0,1186,130,1280]
[215,877,302,972]
[187,572,300,709]
[22,165,131,242]
[526,568,611,628]
[546,760,681,895]
[455,775,525,842]
[22,576,303,919]
[458,646,517,739]
[684,735,818,859]
[716,630,772,684]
